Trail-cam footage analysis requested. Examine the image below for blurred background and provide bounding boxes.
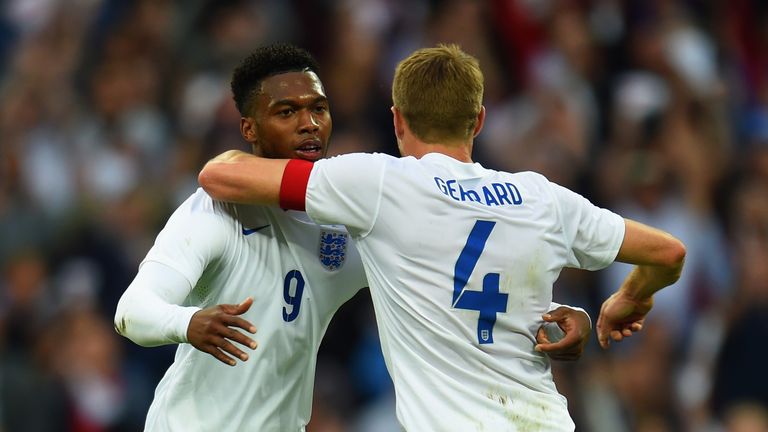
[1,0,767,431]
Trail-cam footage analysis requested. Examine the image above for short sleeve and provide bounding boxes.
[550,182,625,270]
[142,194,231,287]
[305,153,389,236]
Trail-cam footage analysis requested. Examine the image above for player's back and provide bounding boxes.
[364,153,574,431]
[306,152,624,431]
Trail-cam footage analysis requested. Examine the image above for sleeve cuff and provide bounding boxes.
[279,159,313,210]
[169,305,202,343]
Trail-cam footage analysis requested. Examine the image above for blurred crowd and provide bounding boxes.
[1,0,767,431]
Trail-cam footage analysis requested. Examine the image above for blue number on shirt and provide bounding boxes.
[283,270,305,322]
[452,220,508,344]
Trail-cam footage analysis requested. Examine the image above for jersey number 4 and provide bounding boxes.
[452,220,508,344]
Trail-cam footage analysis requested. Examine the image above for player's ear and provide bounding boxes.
[240,117,257,143]
[472,106,486,138]
[392,106,405,139]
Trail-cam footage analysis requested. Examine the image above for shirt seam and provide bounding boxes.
[357,157,389,239]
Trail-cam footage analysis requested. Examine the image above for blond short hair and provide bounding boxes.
[392,44,484,144]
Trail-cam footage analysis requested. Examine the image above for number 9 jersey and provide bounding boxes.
[302,152,625,432]
[130,189,367,431]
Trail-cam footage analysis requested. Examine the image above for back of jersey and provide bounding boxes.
[305,152,624,432]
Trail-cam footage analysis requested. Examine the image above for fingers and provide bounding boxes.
[596,314,609,349]
[541,305,582,324]
[200,332,255,367]
[223,315,257,335]
[236,297,254,314]
[209,314,258,359]
[221,322,258,350]
[597,323,641,349]
[597,326,612,349]
[202,344,238,367]
[535,328,579,353]
[598,335,609,349]
[217,337,250,363]
[535,319,583,361]
[188,300,259,366]
[220,297,254,316]
[535,327,550,346]
[534,339,572,353]
[535,341,579,361]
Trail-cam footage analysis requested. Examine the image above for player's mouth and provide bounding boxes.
[295,139,324,161]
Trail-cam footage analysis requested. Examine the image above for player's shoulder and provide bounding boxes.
[177,187,216,211]
[504,169,549,183]
[172,188,226,218]
[165,188,243,233]
[178,188,269,217]
[508,170,553,188]
[149,189,238,256]
[483,167,551,188]
[495,170,563,203]
[312,152,396,186]
[321,152,395,167]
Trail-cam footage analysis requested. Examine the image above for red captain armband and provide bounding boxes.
[279,159,313,211]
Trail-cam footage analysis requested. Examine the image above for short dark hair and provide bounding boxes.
[231,43,320,115]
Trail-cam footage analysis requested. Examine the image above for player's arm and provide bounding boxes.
[535,303,591,361]
[202,151,385,235]
[198,150,299,207]
[115,261,258,366]
[114,261,200,347]
[115,202,261,366]
[596,219,686,348]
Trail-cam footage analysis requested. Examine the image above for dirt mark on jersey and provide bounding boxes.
[499,249,543,310]
[486,388,551,432]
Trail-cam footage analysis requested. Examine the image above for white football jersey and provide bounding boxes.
[141,189,366,432]
[304,152,625,432]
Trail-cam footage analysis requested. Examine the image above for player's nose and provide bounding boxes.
[298,110,320,134]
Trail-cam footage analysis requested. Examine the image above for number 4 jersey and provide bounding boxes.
[301,152,625,432]
[136,189,367,431]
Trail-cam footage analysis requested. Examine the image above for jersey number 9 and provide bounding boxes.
[283,270,305,322]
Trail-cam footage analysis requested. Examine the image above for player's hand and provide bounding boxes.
[535,306,591,361]
[187,297,258,366]
[596,292,652,349]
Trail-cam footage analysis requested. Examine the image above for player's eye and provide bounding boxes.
[313,105,328,114]
[278,108,295,117]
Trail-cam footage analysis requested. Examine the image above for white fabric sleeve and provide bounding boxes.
[305,153,389,236]
[114,261,201,346]
[549,182,625,270]
[142,195,230,287]
[115,191,230,346]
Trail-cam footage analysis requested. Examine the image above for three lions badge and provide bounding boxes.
[319,230,348,271]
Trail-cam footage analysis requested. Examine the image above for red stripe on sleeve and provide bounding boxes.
[279,159,314,211]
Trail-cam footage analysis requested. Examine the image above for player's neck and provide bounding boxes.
[405,139,474,163]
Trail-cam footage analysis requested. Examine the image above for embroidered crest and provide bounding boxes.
[319,230,348,271]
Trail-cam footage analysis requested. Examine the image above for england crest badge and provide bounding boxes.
[319,230,348,271]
